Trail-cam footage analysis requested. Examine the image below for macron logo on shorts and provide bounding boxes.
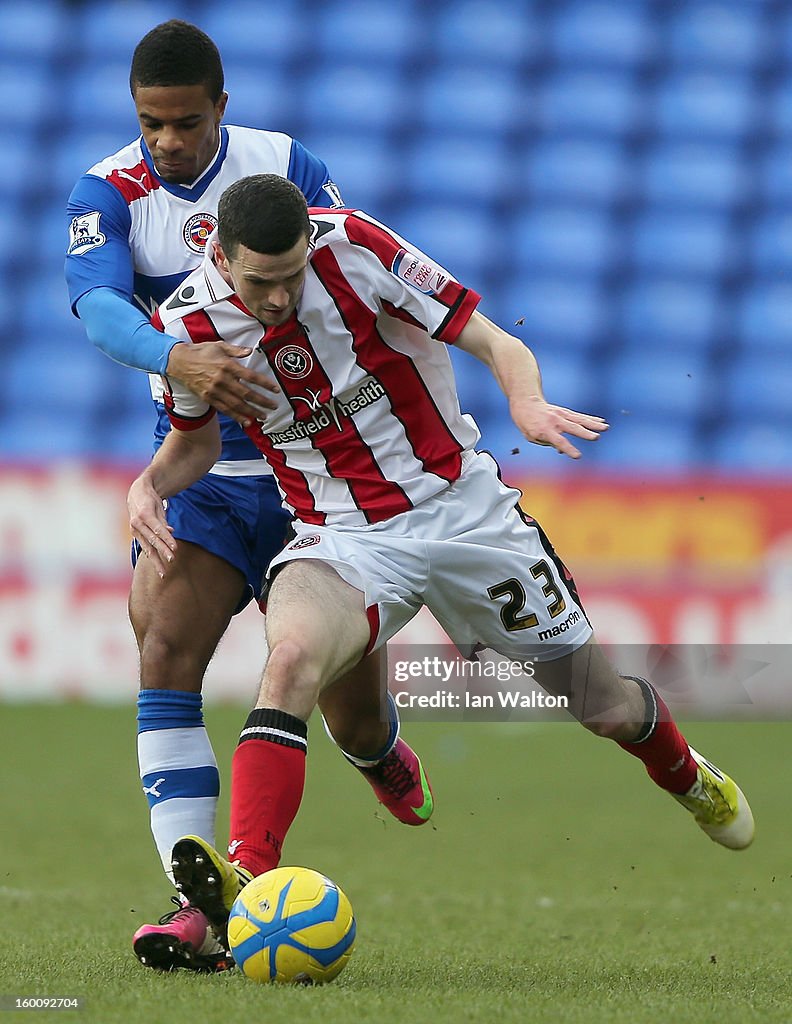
[537,609,581,641]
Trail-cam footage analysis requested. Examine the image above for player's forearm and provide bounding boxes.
[456,312,544,405]
[77,287,181,374]
[144,422,222,499]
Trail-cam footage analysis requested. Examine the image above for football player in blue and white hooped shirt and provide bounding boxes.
[64,20,431,974]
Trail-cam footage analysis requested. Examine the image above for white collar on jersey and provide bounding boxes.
[201,230,236,303]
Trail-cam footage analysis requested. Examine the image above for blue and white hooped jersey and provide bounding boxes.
[65,125,343,473]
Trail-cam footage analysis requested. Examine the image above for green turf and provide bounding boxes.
[0,705,788,1023]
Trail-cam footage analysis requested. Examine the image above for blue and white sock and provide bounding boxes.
[323,690,400,768]
[137,689,220,883]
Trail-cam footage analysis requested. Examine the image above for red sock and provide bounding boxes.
[228,708,307,876]
[618,677,697,794]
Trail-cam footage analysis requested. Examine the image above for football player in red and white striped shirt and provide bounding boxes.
[129,174,754,943]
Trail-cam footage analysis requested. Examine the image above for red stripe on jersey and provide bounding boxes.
[167,408,217,431]
[432,285,481,344]
[253,430,326,526]
[181,310,221,343]
[106,159,160,205]
[381,299,425,331]
[261,318,412,523]
[343,213,480,327]
[311,247,465,485]
[364,604,380,656]
[343,212,402,271]
[151,308,164,331]
[227,292,257,318]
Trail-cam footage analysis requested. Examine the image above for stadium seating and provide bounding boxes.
[3,0,789,472]
[666,4,768,70]
[536,71,645,137]
[0,2,64,60]
[629,211,736,278]
[651,73,758,142]
[618,279,723,352]
[201,3,307,63]
[549,2,658,68]
[523,139,634,206]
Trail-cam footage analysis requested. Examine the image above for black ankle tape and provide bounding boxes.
[620,674,658,744]
[238,708,308,751]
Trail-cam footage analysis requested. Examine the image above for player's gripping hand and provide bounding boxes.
[510,395,609,459]
[165,341,280,426]
[128,478,176,579]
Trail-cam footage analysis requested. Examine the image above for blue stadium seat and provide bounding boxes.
[758,144,792,205]
[397,205,495,288]
[416,67,524,137]
[431,1,538,64]
[500,277,607,350]
[223,67,296,132]
[300,133,397,212]
[523,139,634,205]
[34,202,74,276]
[602,351,711,420]
[301,64,406,133]
[6,339,115,414]
[652,73,758,141]
[0,2,65,59]
[748,211,792,276]
[629,211,734,278]
[201,3,305,63]
[50,131,134,202]
[403,137,511,204]
[64,62,141,131]
[0,61,54,129]
[20,273,82,338]
[0,285,20,355]
[537,71,645,136]
[113,363,156,415]
[0,410,95,460]
[641,144,747,210]
[451,354,506,425]
[736,283,792,352]
[619,279,722,351]
[768,83,792,150]
[667,5,767,69]
[723,358,792,422]
[512,207,618,276]
[312,1,422,65]
[0,135,39,200]
[521,349,599,413]
[709,423,792,473]
[74,1,192,58]
[584,416,699,470]
[94,410,155,462]
[550,2,657,67]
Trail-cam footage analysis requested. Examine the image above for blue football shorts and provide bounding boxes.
[132,472,290,614]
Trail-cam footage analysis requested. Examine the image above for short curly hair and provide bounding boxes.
[130,20,224,102]
[218,175,311,258]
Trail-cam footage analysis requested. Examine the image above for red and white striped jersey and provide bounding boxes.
[155,209,482,526]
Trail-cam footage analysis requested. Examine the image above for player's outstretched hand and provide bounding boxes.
[128,478,176,579]
[165,341,280,426]
[511,396,609,459]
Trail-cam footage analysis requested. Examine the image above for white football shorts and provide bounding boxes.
[267,450,593,662]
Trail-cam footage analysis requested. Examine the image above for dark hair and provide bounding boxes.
[130,20,224,102]
[218,175,311,258]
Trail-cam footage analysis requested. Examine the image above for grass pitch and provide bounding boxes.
[0,705,788,1023]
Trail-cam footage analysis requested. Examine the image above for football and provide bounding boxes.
[227,866,356,984]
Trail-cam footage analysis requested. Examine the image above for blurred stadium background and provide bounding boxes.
[0,0,790,704]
